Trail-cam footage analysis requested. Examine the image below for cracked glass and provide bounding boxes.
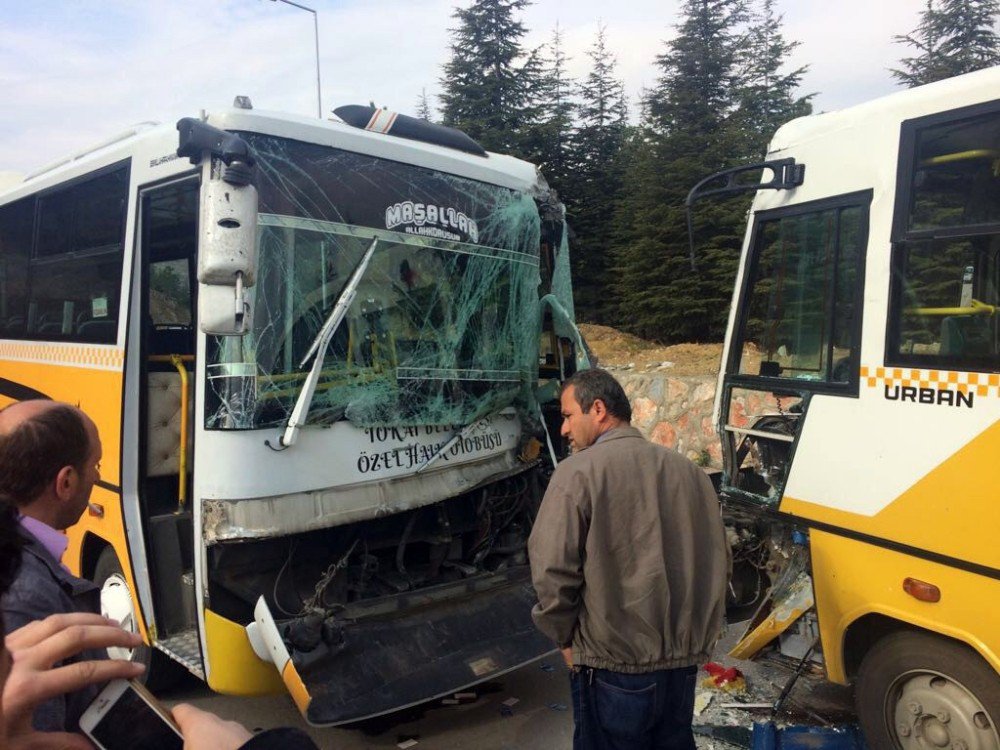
[205,134,542,430]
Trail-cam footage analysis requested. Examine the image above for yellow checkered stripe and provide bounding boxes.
[0,341,124,370]
[860,365,1000,398]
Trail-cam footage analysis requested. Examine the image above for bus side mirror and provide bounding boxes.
[198,177,258,335]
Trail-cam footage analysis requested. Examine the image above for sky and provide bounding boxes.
[0,0,924,175]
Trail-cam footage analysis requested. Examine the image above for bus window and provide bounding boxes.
[27,163,129,344]
[29,254,123,342]
[205,135,540,431]
[890,238,998,367]
[889,108,1000,371]
[735,198,867,386]
[907,111,1000,232]
[150,259,192,327]
[0,198,32,337]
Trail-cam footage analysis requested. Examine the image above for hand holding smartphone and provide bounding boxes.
[80,679,183,750]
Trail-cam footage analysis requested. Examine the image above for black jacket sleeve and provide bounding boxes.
[238,727,320,749]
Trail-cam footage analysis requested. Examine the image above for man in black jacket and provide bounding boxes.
[0,400,107,731]
[0,445,318,749]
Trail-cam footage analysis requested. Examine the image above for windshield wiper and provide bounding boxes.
[278,238,379,448]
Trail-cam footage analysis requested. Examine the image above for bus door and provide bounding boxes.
[137,176,201,672]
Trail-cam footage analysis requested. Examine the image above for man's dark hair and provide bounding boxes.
[0,403,90,507]
[563,369,632,422]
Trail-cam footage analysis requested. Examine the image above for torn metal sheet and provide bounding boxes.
[730,572,815,660]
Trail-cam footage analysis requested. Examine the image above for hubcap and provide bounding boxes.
[887,671,999,750]
[100,573,137,661]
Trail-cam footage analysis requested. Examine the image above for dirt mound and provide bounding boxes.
[579,323,747,377]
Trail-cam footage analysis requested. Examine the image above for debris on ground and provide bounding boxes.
[539,662,555,673]
[692,625,856,749]
[702,662,748,695]
[694,724,753,747]
[547,703,567,712]
[396,737,419,748]
[499,696,519,717]
[694,689,714,717]
[719,703,772,710]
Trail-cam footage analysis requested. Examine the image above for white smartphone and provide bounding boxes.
[79,679,183,750]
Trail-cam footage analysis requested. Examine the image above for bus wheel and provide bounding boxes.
[856,631,1000,750]
[93,547,185,690]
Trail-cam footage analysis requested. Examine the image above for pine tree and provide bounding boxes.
[611,0,749,342]
[415,88,433,121]
[732,0,812,160]
[892,0,1000,87]
[528,24,577,195]
[563,23,629,323]
[606,0,812,343]
[439,0,544,155]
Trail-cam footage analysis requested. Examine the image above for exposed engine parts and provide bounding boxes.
[207,471,541,658]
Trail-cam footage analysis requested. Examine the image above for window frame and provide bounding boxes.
[0,196,35,337]
[726,189,872,398]
[886,100,1000,372]
[0,159,132,344]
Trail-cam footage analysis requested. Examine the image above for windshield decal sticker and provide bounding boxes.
[385,201,479,243]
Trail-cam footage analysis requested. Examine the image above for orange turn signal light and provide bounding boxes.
[903,577,941,603]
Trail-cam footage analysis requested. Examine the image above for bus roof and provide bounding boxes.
[0,106,542,203]
[752,65,1000,214]
[769,65,1000,156]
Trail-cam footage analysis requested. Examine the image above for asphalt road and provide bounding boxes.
[163,656,575,750]
[160,624,856,749]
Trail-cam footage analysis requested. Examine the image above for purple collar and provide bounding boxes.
[19,515,68,564]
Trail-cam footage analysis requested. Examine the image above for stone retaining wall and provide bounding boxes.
[613,372,723,467]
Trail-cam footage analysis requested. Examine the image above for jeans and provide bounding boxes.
[569,665,697,750]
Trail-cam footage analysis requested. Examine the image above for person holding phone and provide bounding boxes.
[2,613,146,749]
[0,496,142,749]
[1,501,319,750]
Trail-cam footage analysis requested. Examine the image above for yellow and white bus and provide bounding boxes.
[698,66,1000,748]
[0,103,582,724]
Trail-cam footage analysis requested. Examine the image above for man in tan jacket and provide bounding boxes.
[528,368,729,750]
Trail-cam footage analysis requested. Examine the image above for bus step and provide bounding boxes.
[156,629,204,680]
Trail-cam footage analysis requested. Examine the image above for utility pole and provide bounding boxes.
[269,0,322,118]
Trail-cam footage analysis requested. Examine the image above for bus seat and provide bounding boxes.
[940,315,993,357]
[36,321,64,335]
[147,371,193,478]
[76,319,116,340]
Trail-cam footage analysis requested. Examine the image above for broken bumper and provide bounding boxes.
[251,569,556,726]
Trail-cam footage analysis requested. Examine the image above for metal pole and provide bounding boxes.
[312,8,321,118]
[270,0,322,118]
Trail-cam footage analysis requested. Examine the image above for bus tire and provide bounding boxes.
[856,630,1000,750]
[93,547,186,691]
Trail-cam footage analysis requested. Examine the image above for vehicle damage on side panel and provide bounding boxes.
[690,159,866,668]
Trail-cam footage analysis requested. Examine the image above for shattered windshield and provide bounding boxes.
[205,134,542,430]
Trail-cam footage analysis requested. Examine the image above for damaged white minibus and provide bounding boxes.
[0,103,583,724]
[693,66,1000,748]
